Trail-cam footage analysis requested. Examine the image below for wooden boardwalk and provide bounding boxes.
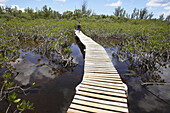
[67,31,128,113]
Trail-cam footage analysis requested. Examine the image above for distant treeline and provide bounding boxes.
[0,4,170,21]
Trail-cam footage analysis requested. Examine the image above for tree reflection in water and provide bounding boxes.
[0,38,82,113]
[9,40,77,85]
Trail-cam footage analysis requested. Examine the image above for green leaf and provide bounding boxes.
[30,82,35,86]
[8,92,17,101]
[3,73,12,79]
[14,99,21,103]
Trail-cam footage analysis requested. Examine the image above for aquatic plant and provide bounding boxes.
[0,18,77,112]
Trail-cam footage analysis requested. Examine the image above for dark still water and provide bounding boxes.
[1,35,169,113]
[93,38,170,113]
[0,37,84,113]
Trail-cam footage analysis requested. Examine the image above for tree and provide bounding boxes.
[82,0,87,15]
[38,10,44,18]
[165,15,170,21]
[159,14,164,20]
[122,10,126,17]
[5,6,13,14]
[148,12,154,19]
[86,9,92,16]
[42,5,51,18]
[126,13,130,19]
[74,9,82,18]
[53,11,61,19]
[131,8,139,19]
[0,6,5,14]
[62,11,73,19]
[139,8,148,19]
[114,7,125,17]
[81,0,91,17]
[25,8,34,14]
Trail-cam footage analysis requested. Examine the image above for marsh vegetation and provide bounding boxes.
[0,3,170,113]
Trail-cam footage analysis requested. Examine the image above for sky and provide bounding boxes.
[0,0,170,18]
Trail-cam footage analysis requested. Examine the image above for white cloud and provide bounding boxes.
[54,0,66,2]
[146,0,170,7]
[163,10,170,16]
[155,10,170,18]
[11,4,25,12]
[105,0,122,6]
[11,4,20,10]
[20,8,25,12]
[164,6,170,10]
[0,3,5,7]
[0,0,7,3]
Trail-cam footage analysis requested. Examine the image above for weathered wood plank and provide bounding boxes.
[72,99,128,112]
[67,109,88,113]
[83,79,124,87]
[85,68,117,72]
[81,81,126,91]
[84,73,122,79]
[67,31,128,113]
[74,95,127,107]
[79,84,126,94]
[76,90,127,103]
[84,73,120,76]
[85,58,111,62]
[69,103,112,113]
[78,87,126,98]
[84,76,122,81]
[84,71,118,74]
[84,78,123,84]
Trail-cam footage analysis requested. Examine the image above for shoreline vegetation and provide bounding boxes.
[0,3,170,113]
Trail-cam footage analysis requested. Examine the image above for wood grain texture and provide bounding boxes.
[67,31,128,113]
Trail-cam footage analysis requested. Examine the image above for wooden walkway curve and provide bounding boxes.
[67,31,128,113]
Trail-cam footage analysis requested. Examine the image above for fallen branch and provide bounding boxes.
[141,82,170,86]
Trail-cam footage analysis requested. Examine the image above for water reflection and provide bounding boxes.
[8,40,77,85]
[92,37,170,113]
[75,36,85,59]
[0,38,84,113]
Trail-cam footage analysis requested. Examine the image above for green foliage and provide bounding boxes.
[3,72,12,79]
[64,48,72,54]
[81,18,170,56]
[139,7,148,19]
[17,100,34,111]
[114,7,126,17]
[8,92,17,101]
[0,4,170,21]
[0,71,35,112]
[159,14,164,20]
[0,17,78,112]
[0,4,169,112]
[166,15,170,21]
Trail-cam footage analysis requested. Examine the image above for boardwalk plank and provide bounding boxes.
[72,99,128,112]
[76,90,127,103]
[67,31,128,113]
[81,81,126,91]
[67,109,88,113]
[83,79,124,87]
[84,78,123,84]
[78,87,126,98]
[79,84,126,94]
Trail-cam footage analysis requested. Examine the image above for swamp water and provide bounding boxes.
[93,38,170,113]
[0,37,84,113]
[1,36,170,113]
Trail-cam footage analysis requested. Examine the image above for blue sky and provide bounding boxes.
[0,0,170,18]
